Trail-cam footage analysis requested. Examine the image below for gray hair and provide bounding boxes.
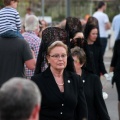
[71,46,86,65]
[25,15,39,31]
[0,77,41,120]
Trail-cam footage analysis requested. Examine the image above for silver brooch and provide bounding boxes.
[83,80,85,83]
[68,80,70,83]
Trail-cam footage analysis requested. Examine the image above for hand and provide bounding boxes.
[73,32,84,39]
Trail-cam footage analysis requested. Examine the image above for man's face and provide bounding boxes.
[11,1,18,9]
[103,4,107,11]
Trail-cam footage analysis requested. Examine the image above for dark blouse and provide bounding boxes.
[31,67,88,120]
[88,44,107,76]
[110,40,120,72]
[81,70,110,120]
[110,40,120,84]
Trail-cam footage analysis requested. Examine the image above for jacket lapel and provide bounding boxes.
[43,67,64,100]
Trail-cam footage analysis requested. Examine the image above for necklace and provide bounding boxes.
[56,83,64,86]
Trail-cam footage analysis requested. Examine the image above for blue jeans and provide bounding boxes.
[0,30,24,39]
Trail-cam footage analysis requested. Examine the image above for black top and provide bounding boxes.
[81,70,110,120]
[31,67,88,120]
[110,40,120,73]
[88,44,107,76]
[110,40,120,84]
[0,37,33,86]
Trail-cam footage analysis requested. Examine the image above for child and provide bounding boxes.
[0,0,23,38]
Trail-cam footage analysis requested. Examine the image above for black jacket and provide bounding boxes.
[88,44,107,76]
[110,40,120,84]
[81,70,110,120]
[31,67,88,120]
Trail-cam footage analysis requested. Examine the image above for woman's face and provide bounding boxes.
[72,56,82,70]
[47,46,67,71]
[88,28,98,43]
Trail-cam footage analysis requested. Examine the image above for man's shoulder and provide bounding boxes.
[113,14,120,21]
[0,37,28,45]
[23,32,41,43]
[93,11,107,17]
[23,32,39,39]
[93,11,97,16]
[0,8,19,19]
[93,11,101,15]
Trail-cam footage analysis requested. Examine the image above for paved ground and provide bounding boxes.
[101,49,118,120]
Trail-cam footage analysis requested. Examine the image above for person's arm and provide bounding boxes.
[15,11,21,31]
[25,50,36,70]
[23,41,36,70]
[111,17,115,31]
[32,39,41,58]
[73,32,84,39]
[98,47,111,80]
[104,14,111,30]
[105,22,111,30]
[25,59,36,70]
[94,75,110,120]
[110,40,118,71]
[109,66,114,72]
[98,46,107,75]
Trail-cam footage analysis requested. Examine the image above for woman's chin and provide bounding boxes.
[56,66,65,70]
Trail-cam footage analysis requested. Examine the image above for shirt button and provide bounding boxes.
[62,104,64,106]
[60,112,63,114]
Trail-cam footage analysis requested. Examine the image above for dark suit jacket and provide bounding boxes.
[88,44,107,76]
[31,67,88,120]
[81,70,110,120]
[110,40,120,84]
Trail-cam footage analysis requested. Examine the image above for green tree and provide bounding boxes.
[0,0,3,7]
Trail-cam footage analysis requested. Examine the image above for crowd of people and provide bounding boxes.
[0,0,120,120]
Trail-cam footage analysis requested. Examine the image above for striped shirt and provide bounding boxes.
[22,31,41,79]
[0,7,21,34]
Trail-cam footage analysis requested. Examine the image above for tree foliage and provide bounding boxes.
[17,0,120,21]
[0,0,3,7]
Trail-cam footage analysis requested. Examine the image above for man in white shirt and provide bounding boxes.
[93,1,111,56]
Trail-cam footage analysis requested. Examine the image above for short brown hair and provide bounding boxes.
[4,0,19,6]
[71,46,86,65]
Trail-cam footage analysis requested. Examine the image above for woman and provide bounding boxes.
[31,41,87,120]
[65,17,95,74]
[84,22,109,78]
[35,17,94,74]
[71,46,110,120]
[84,16,101,47]
[84,17,111,99]
[110,38,120,120]
[34,27,75,74]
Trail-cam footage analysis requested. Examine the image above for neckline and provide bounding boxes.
[56,82,64,86]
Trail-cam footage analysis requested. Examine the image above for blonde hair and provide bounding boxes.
[47,41,68,55]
